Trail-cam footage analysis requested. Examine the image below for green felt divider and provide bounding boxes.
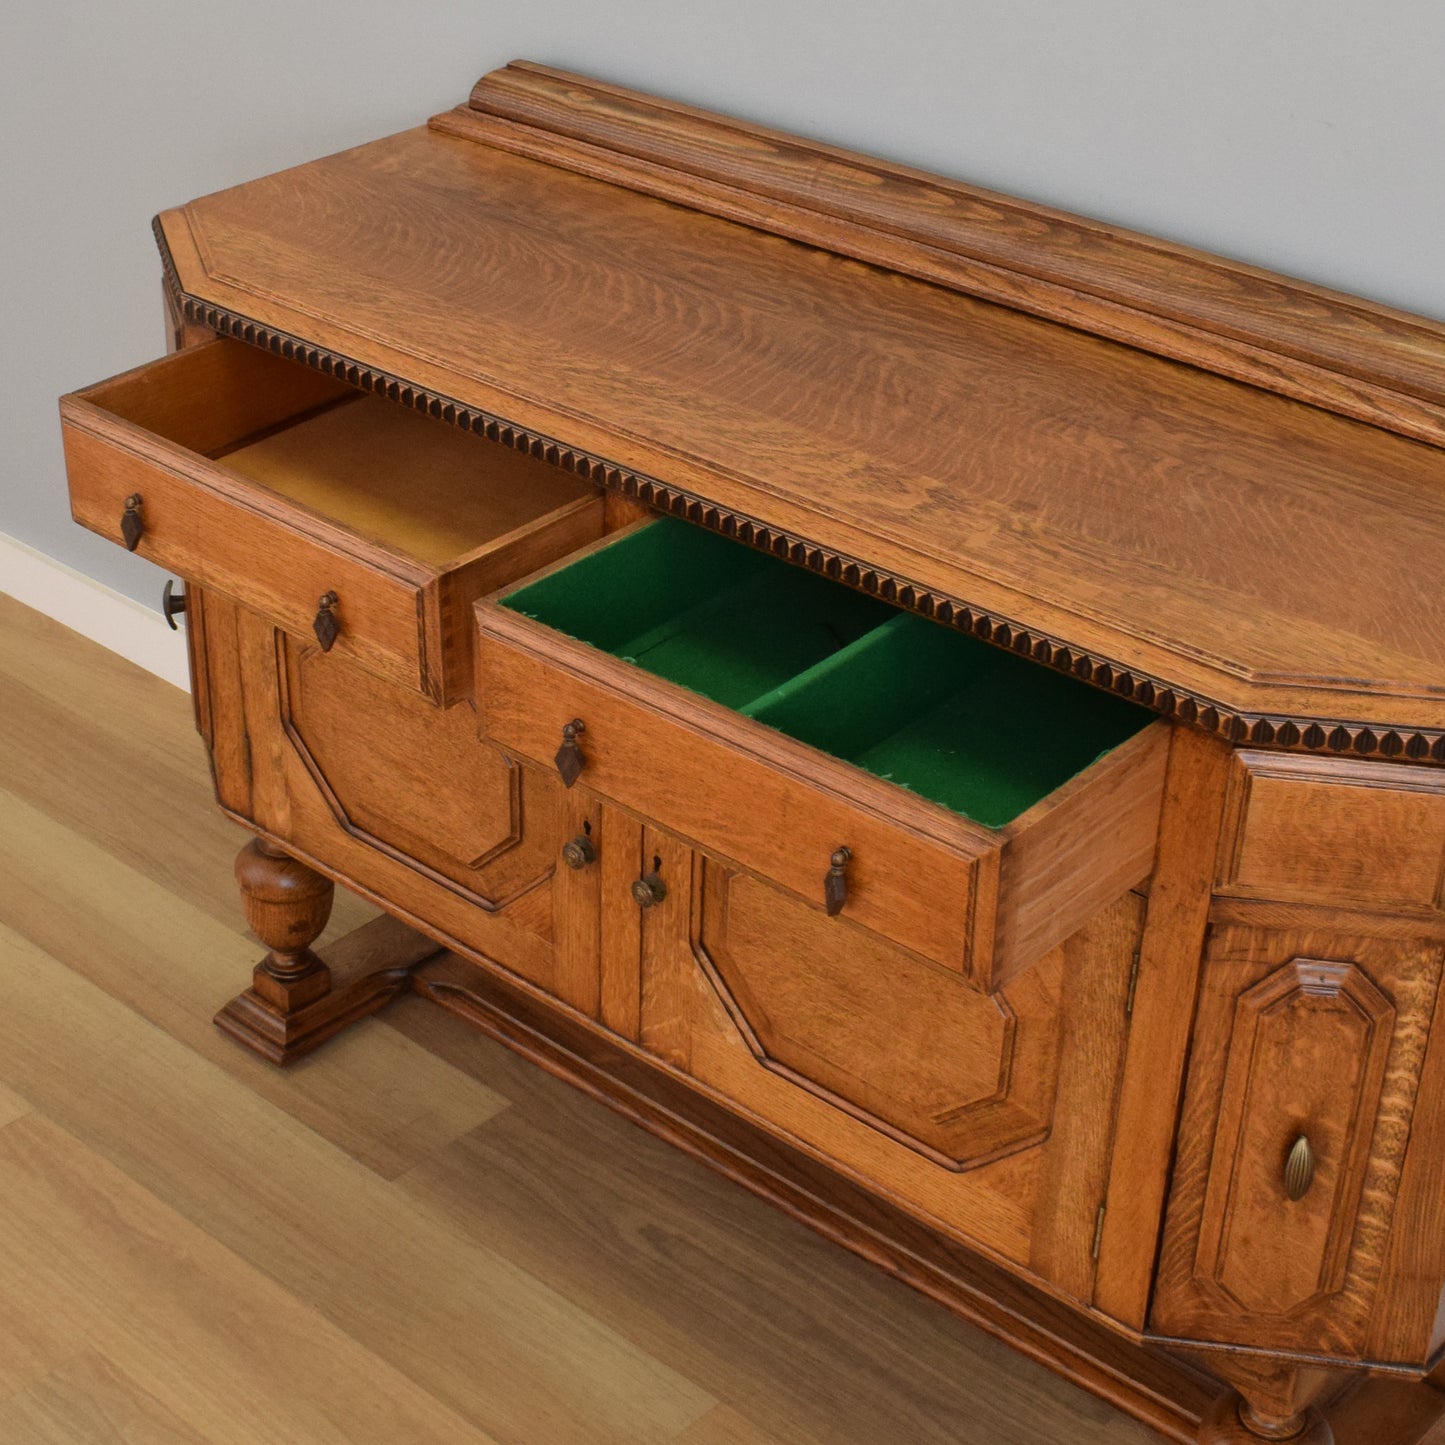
[503,518,1151,827]
[503,517,895,710]
[745,611,1148,826]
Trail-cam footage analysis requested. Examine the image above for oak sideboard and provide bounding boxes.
[59,62,1445,1444]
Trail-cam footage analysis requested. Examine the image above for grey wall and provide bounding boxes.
[5,0,1442,605]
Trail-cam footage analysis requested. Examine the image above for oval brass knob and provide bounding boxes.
[161,578,187,630]
[555,719,587,788]
[824,847,852,916]
[631,871,667,909]
[561,834,596,870]
[1284,1135,1316,1201]
[312,591,340,652]
[121,493,145,551]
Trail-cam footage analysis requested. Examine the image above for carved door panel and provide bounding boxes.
[622,828,1142,1287]
[684,858,1059,1169]
[197,596,574,1003]
[278,634,558,907]
[1151,925,1445,1358]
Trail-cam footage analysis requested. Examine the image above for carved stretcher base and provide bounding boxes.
[215,895,1445,1443]
[215,908,443,1066]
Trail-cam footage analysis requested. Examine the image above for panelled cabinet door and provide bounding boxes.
[192,590,575,1006]
[683,858,1059,1170]
[276,633,559,909]
[1150,926,1445,1358]
[617,827,1141,1290]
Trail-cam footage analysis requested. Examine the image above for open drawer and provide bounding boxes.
[61,338,605,703]
[476,519,1171,984]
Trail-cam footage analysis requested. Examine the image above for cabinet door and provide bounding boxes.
[620,827,1141,1295]
[1150,925,1445,1358]
[194,592,571,1002]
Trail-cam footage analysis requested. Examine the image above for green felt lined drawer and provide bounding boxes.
[478,516,1169,982]
[500,517,1150,828]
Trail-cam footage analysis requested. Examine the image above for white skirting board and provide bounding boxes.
[0,531,191,691]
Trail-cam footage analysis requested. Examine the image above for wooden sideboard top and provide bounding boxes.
[154,61,1445,754]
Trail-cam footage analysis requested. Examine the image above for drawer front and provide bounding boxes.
[476,612,988,971]
[65,414,435,694]
[1151,924,1445,1357]
[62,341,606,703]
[1217,751,1445,916]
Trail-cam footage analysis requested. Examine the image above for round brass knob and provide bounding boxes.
[631,872,667,909]
[561,834,596,870]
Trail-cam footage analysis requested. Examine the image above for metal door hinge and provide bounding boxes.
[1091,1203,1107,1262]
[1125,947,1142,1019]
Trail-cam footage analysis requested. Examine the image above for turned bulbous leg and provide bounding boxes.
[1198,1393,1333,1444]
[216,836,437,1065]
[234,837,335,1012]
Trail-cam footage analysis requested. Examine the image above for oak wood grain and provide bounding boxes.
[1152,927,1445,1358]
[476,596,1163,982]
[406,950,1216,1443]
[17,592,1445,1442]
[62,339,603,702]
[0,597,1173,1441]
[1216,752,1445,917]
[1094,727,1236,1327]
[461,62,1445,448]
[47,58,1445,1441]
[152,111,1445,740]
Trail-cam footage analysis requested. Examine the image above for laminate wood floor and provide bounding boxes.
[0,593,1183,1443]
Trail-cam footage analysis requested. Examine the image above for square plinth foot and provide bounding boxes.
[216,911,443,1065]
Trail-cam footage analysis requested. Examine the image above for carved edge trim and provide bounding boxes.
[153,217,1445,767]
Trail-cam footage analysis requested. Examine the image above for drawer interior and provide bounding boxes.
[216,394,595,567]
[89,340,598,570]
[502,518,1152,826]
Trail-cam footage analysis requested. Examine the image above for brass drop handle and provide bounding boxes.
[632,871,667,909]
[561,834,596,870]
[312,591,341,651]
[1284,1134,1316,1201]
[555,719,587,788]
[121,493,145,551]
[824,847,852,916]
[161,578,187,630]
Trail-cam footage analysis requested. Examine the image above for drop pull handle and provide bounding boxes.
[161,578,187,630]
[632,871,667,909]
[1284,1134,1316,1202]
[555,719,587,788]
[561,834,596,870]
[312,592,340,651]
[824,847,852,916]
[121,494,145,551]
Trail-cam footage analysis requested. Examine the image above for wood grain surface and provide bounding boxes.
[0,590,1179,1442]
[459,63,1445,448]
[151,78,1445,743]
[62,339,604,703]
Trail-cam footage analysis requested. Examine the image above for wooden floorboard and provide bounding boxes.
[0,591,1160,1442]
